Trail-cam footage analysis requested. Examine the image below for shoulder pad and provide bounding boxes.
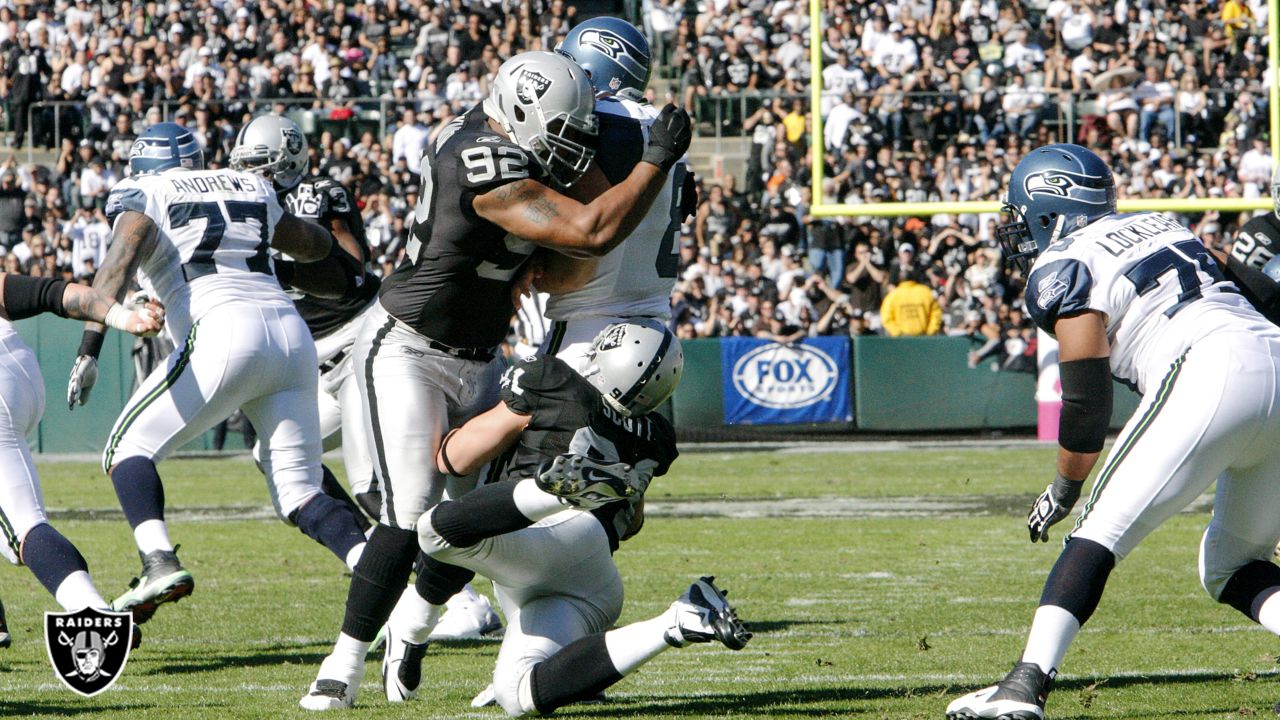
[104,181,148,225]
[1025,258,1094,332]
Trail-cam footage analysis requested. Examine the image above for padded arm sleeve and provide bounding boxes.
[1058,357,1113,453]
[3,275,66,319]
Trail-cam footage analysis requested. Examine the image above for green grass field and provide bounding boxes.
[2,445,1279,719]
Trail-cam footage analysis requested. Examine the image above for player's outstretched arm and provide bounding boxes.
[436,403,530,477]
[271,213,364,299]
[0,274,164,335]
[68,209,160,409]
[1028,310,1111,542]
[272,212,335,262]
[472,104,692,259]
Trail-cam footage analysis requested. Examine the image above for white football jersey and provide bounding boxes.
[105,168,293,338]
[1026,211,1278,393]
[545,97,688,321]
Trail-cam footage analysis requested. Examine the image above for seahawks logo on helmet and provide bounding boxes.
[1023,170,1111,205]
[516,69,552,104]
[576,28,648,81]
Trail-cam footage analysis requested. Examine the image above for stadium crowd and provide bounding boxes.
[0,0,1272,366]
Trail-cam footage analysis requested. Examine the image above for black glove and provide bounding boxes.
[642,104,693,173]
[1027,473,1084,543]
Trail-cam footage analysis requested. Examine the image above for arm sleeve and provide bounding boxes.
[1224,253,1280,324]
[1024,258,1097,332]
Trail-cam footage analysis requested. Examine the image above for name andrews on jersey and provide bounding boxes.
[166,174,261,195]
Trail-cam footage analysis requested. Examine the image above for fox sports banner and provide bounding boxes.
[721,337,852,425]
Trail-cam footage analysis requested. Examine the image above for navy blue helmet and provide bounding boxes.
[129,122,204,176]
[998,143,1116,272]
[556,18,652,101]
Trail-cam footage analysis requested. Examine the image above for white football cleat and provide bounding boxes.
[664,576,751,650]
[382,623,428,702]
[471,684,497,708]
[299,679,356,711]
[946,662,1054,720]
[429,586,502,641]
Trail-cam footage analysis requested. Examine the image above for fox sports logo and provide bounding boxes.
[732,343,839,410]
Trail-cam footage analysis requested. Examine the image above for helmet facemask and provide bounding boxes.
[1272,164,1280,221]
[524,104,597,189]
[229,119,308,191]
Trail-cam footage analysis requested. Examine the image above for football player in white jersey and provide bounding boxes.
[65,123,371,625]
[0,274,161,641]
[540,18,695,370]
[948,145,1280,719]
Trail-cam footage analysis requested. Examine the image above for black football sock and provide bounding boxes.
[531,634,624,714]
[428,482,532,548]
[341,525,418,642]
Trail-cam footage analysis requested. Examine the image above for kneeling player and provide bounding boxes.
[391,321,750,715]
[0,274,163,637]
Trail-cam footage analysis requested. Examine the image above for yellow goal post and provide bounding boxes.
[808,0,1280,218]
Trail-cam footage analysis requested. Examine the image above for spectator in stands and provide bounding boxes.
[881,267,942,337]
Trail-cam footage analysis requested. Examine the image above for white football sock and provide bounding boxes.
[54,570,109,612]
[388,585,443,645]
[1253,590,1280,634]
[317,633,369,688]
[1020,605,1080,674]
[345,542,365,571]
[133,519,174,555]
[513,479,568,522]
[602,613,675,676]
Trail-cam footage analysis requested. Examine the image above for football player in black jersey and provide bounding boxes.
[300,50,692,711]
[230,115,383,527]
[400,320,749,717]
[1202,168,1280,324]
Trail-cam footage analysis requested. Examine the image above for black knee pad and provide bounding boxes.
[414,553,475,606]
[1219,560,1280,621]
[1039,538,1116,625]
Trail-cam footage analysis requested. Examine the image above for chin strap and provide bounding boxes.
[1047,214,1068,245]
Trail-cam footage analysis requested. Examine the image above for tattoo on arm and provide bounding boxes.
[89,210,157,331]
[61,284,117,324]
[523,197,559,226]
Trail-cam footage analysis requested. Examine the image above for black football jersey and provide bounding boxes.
[1229,212,1280,270]
[497,354,679,550]
[379,107,541,349]
[281,177,381,339]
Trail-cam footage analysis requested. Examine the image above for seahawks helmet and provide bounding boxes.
[556,17,652,101]
[129,122,203,176]
[998,143,1116,272]
[483,51,598,188]
[229,114,309,190]
[582,319,683,417]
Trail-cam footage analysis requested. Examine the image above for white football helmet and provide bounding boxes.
[229,114,309,190]
[1272,163,1280,221]
[483,51,598,188]
[582,319,683,417]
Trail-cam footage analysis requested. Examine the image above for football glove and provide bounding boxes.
[1028,473,1084,543]
[67,354,98,410]
[642,104,693,173]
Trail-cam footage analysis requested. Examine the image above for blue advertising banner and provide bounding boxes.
[721,337,852,425]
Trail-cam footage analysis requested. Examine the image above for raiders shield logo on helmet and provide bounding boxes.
[45,607,133,697]
[516,69,552,104]
[282,127,305,156]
